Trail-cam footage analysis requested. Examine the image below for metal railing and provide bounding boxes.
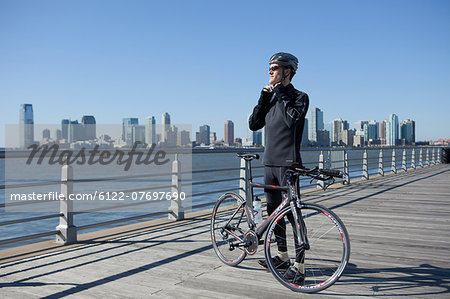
[0,146,443,248]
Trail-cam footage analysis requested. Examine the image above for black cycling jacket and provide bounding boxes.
[249,83,309,166]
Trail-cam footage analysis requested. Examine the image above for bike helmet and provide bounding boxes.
[268,52,298,73]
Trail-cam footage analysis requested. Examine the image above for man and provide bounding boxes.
[249,52,309,282]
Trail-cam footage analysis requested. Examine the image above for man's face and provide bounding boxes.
[269,63,283,85]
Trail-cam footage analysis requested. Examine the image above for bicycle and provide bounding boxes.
[210,153,350,293]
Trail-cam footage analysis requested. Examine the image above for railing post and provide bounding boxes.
[419,148,423,168]
[344,150,350,184]
[411,148,416,170]
[402,148,407,172]
[378,149,384,177]
[239,158,246,200]
[56,165,77,244]
[426,148,430,166]
[432,148,436,165]
[391,149,397,174]
[169,154,184,221]
[437,148,442,164]
[363,150,369,180]
[318,151,325,190]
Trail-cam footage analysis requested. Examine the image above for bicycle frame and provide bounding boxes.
[240,157,307,249]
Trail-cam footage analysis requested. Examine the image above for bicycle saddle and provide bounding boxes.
[237,153,260,160]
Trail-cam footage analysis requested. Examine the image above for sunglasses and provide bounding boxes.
[269,65,281,72]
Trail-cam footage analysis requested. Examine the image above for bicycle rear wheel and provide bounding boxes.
[211,192,250,266]
[264,203,350,293]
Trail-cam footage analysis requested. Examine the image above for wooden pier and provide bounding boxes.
[1,164,449,298]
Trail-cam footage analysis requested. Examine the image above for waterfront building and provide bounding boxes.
[317,129,330,147]
[386,114,399,146]
[165,125,177,147]
[400,119,415,145]
[308,107,324,142]
[178,130,191,146]
[342,129,356,146]
[81,115,96,141]
[61,119,70,140]
[210,132,217,144]
[145,116,156,145]
[197,125,210,145]
[162,112,171,143]
[56,129,62,140]
[42,128,50,139]
[132,125,146,144]
[363,121,377,144]
[122,118,139,145]
[353,135,364,147]
[20,104,34,148]
[68,120,81,143]
[224,120,234,146]
[302,118,309,146]
[253,130,262,146]
[380,120,387,145]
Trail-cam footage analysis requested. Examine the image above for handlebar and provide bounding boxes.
[288,165,344,180]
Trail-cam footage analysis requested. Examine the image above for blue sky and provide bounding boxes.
[1,0,449,145]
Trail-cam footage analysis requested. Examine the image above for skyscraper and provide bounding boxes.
[145,116,156,145]
[20,104,34,148]
[224,120,234,146]
[386,114,399,146]
[81,115,96,140]
[197,125,210,145]
[400,119,415,145]
[122,118,139,145]
[308,107,323,143]
[162,112,170,142]
[61,119,70,140]
[301,118,309,146]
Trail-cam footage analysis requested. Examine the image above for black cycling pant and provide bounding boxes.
[264,166,304,262]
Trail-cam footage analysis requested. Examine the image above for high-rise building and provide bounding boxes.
[301,118,309,146]
[210,132,217,144]
[364,121,377,142]
[400,119,415,145]
[253,129,262,146]
[197,125,210,145]
[56,129,62,140]
[81,115,96,140]
[317,129,330,147]
[178,130,191,146]
[42,128,50,139]
[308,107,323,142]
[380,120,387,145]
[162,112,171,142]
[342,129,355,146]
[61,119,70,140]
[145,116,156,145]
[224,120,234,146]
[386,114,399,146]
[68,120,81,143]
[20,104,34,148]
[122,118,139,145]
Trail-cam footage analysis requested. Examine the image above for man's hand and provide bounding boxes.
[262,85,273,93]
[259,85,274,106]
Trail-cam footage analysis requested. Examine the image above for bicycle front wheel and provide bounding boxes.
[264,203,350,293]
[210,192,250,266]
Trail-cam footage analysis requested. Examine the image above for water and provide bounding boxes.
[0,147,430,249]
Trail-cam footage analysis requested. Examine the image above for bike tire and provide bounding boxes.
[264,203,350,293]
[210,192,249,266]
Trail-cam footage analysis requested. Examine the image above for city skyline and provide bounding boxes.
[1,1,449,146]
[15,103,423,149]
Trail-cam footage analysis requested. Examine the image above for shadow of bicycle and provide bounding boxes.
[328,262,450,296]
